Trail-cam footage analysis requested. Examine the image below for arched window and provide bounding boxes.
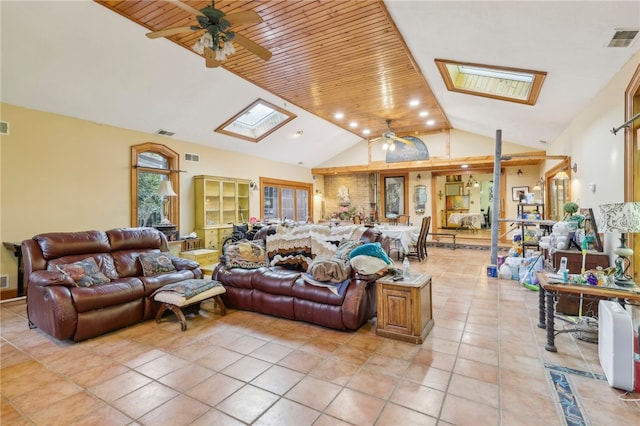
[131,143,180,228]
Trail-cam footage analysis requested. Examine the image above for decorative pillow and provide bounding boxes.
[225,239,268,269]
[350,255,391,275]
[56,257,111,288]
[138,252,177,277]
[333,239,363,262]
[348,242,392,265]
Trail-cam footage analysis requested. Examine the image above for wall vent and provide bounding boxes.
[608,29,639,48]
[156,129,175,136]
[0,275,8,289]
[0,121,9,135]
[185,153,200,162]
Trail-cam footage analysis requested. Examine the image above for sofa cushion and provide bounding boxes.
[35,230,111,260]
[56,257,111,287]
[225,239,268,269]
[138,252,177,276]
[70,277,145,313]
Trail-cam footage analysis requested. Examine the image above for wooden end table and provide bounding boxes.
[376,273,434,344]
[536,271,640,352]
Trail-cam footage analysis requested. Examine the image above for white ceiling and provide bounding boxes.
[2,1,639,168]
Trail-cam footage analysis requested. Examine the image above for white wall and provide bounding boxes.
[549,51,640,256]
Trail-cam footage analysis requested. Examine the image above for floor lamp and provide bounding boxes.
[598,202,640,285]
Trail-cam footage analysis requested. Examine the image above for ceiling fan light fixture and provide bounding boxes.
[382,141,390,151]
[389,142,396,151]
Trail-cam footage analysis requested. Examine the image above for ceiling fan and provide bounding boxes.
[369,119,415,151]
[146,0,272,68]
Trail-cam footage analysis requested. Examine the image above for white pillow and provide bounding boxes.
[349,255,390,275]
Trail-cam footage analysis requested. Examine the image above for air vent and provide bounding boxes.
[608,30,639,48]
[156,129,175,136]
[0,275,8,289]
[185,153,200,162]
[0,121,9,135]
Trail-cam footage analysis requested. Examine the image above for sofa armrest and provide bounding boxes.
[170,256,200,271]
[29,270,75,287]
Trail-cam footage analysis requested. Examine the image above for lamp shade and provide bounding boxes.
[598,202,640,233]
[157,180,177,197]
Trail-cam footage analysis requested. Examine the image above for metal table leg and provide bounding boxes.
[538,286,546,329]
[545,291,557,352]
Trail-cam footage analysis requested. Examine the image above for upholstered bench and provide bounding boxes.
[153,279,226,331]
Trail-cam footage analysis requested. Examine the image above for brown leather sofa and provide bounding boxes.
[22,227,202,341]
[211,225,384,331]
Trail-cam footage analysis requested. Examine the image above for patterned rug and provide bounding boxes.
[546,364,607,426]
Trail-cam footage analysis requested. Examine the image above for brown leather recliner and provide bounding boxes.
[22,227,202,341]
[212,225,384,331]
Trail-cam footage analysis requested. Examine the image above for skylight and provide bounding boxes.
[216,99,296,142]
[435,59,546,105]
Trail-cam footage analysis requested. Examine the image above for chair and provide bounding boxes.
[407,216,431,262]
[396,215,410,226]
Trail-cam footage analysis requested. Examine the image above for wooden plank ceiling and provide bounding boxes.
[96,0,451,140]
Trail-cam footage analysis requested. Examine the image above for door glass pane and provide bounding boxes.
[296,189,309,222]
[263,186,278,219]
[137,172,162,226]
[282,188,294,220]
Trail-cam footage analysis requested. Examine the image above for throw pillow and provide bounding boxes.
[138,252,177,277]
[333,239,363,262]
[225,240,268,269]
[348,242,392,265]
[349,255,391,276]
[56,257,111,288]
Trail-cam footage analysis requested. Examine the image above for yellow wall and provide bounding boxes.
[0,104,312,291]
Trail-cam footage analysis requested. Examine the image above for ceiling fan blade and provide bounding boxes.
[166,0,205,17]
[146,26,196,39]
[233,33,272,61]
[225,10,263,26]
[204,48,222,68]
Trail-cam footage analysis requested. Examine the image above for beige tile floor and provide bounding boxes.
[2,246,640,425]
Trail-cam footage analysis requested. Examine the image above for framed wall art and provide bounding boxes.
[512,186,529,202]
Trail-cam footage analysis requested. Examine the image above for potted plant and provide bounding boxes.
[563,202,584,228]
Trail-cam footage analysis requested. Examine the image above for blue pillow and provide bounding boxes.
[348,242,391,265]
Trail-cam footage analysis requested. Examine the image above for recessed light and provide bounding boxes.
[419,111,429,117]
[334,112,344,119]
[426,119,435,126]
[363,129,370,135]
[461,164,469,168]
[349,121,358,128]
[409,99,420,107]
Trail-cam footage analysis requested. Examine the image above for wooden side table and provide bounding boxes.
[376,273,434,344]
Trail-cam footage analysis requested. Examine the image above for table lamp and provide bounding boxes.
[157,180,177,225]
[598,202,640,285]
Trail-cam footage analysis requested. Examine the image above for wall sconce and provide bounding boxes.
[517,169,523,176]
[553,162,578,179]
[438,190,443,200]
[249,181,259,191]
[314,189,323,197]
[416,173,421,181]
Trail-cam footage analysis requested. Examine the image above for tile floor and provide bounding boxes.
[2,246,640,425]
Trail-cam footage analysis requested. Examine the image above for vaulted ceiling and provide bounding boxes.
[98,0,451,139]
[2,1,639,168]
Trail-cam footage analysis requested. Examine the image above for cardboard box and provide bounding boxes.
[179,249,218,265]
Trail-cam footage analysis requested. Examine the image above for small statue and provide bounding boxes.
[338,185,350,205]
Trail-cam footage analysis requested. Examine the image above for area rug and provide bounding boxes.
[546,364,606,426]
